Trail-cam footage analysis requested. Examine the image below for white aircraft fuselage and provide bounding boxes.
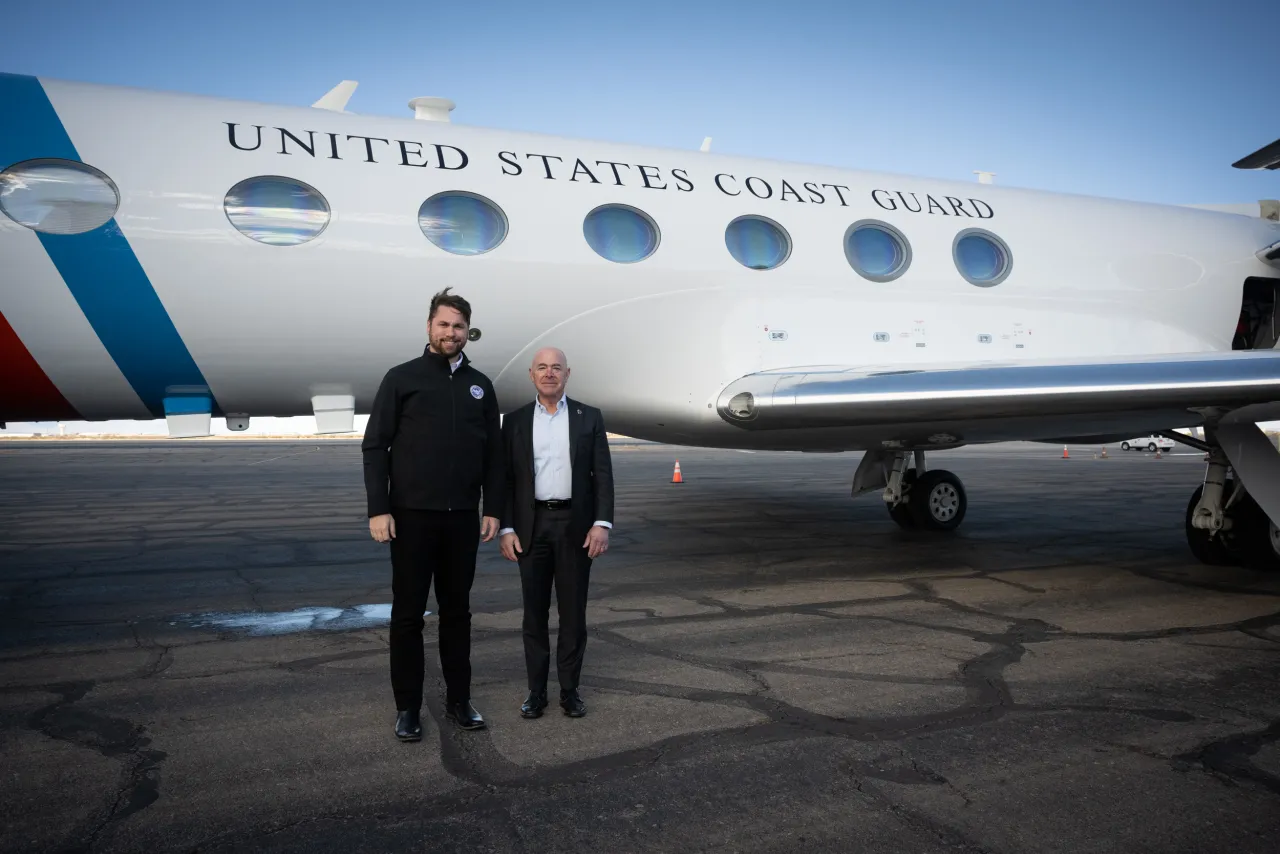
[3,74,1279,452]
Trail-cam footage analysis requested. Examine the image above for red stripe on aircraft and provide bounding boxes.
[0,310,79,420]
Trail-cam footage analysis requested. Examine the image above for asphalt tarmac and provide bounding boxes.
[1,440,1278,853]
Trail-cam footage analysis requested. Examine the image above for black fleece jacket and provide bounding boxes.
[361,348,503,518]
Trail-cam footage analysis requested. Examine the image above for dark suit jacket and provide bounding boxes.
[500,398,614,550]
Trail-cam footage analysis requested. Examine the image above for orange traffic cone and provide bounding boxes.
[672,461,683,483]
[1062,445,1069,459]
[1100,446,1108,459]
[1155,447,1163,459]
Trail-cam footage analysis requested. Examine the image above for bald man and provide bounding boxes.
[499,348,614,718]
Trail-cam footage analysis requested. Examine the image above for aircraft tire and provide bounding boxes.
[1184,485,1237,567]
[888,502,916,529]
[908,470,966,532]
[1225,492,1280,572]
[886,469,917,529]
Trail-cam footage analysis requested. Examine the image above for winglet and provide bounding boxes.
[1233,138,1280,170]
[312,80,358,112]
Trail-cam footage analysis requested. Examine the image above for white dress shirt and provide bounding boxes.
[499,394,612,536]
[533,393,572,500]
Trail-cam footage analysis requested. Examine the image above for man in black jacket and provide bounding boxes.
[499,347,614,719]
[362,288,503,740]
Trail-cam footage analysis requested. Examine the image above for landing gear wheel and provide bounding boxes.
[887,470,916,529]
[1185,485,1236,566]
[908,470,967,531]
[1227,493,1280,572]
[888,503,916,529]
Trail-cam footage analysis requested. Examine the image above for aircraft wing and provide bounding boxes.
[715,351,1280,431]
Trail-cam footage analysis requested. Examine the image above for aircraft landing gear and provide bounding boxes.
[1185,483,1237,566]
[1185,447,1280,571]
[884,451,967,532]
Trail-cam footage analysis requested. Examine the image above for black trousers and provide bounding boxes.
[519,507,592,694]
[389,508,478,710]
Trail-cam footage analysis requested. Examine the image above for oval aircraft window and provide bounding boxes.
[845,221,911,282]
[953,229,1012,286]
[725,215,790,270]
[224,176,330,246]
[583,204,659,263]
[0,159,120,235]
[419,192,508,255]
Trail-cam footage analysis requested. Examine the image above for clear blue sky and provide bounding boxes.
[5,0,1277,205]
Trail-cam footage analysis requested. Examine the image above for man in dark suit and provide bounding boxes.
[499,347,614,718]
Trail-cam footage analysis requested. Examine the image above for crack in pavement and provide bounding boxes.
[847,760,994,854]
[1128,565,1280,598]
[129,622,173,680]
[26,681,168,851]
[1173,719,1280,795]
[973,573,1046,594]
[232,567,265,612]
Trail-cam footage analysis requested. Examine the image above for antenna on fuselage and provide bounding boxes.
[973,170,995,185]
[700,137,712,152]
[312,81,359,112]
[409,97,455,122]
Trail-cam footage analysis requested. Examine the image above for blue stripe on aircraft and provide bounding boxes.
[0,73,216,418]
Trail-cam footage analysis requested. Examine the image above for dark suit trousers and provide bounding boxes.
[389,509,478,710]
[519,507,592,693]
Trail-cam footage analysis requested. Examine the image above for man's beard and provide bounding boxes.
[431,337,463,357]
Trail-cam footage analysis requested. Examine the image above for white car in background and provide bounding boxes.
[1120,435,1176,452]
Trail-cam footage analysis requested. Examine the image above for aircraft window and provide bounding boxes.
[419,192,508,255]
[844,220,911,282]
[224,176,330,246]
[953,228,1012,286]
[0,158,119,235]
[725,215,790,270]
[583,204,659,263]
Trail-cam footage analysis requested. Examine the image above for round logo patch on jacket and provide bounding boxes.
[470,385,484,399]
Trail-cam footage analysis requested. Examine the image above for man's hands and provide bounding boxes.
[369,513,396,543]
[584,525,609,559]
[500,532,522,562]
[371,514,499,543]
[501,526,610,561]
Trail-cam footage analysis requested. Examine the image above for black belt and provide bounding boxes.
[534,499,571,510]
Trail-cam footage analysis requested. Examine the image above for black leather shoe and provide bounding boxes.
[445,699,486,730]
[394,709,422,742]
[560,689,586,718]
[521,691,548,719]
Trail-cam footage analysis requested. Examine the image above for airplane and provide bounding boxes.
[3,72,1280,568]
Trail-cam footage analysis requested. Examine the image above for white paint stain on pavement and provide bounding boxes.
[182,603,418,636]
